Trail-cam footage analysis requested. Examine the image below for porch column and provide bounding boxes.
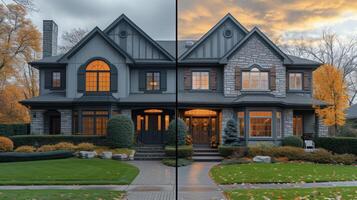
[30,109,45,135]
[58,109,72,135]
[221,108,234,144]
[284,109,293,137]
[317,118,328,137]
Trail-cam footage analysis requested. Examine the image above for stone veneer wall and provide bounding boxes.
[224,35,286,97]
[284,109,293,137]
[221,108,234,144]
[318,118,329,137]
[58,109,72,135]
[30,110,45,135]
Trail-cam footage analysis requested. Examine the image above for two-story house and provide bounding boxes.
[21,14,328,146]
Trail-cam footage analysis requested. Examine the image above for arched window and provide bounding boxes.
[85,60,110,92]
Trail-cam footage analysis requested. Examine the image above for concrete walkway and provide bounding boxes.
[178,162,226,200]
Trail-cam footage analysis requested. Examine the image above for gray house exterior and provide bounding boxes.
[22,14,328,146]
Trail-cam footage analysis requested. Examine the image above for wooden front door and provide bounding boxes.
[49,116,61,135]
[191,117,211,145]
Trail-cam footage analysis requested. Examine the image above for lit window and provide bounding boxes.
[145,115,149,131]
[276,112,282,138]
[165,115,170,131]
[293,115,303,136]
[82,111,108,136]
[289,73,302,90]
[192,71,209,90]
[242,68,269,90]
[249,111,272,137]
[146,72,160,91]
[158,115,161,131]
[52,72,61,88]
[137,115,142,131]
[238,112,245,137]
[85,60,111,92]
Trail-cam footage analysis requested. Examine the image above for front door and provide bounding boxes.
[49,116,60,135]
[141,114,163,144]
[191,117,211,145]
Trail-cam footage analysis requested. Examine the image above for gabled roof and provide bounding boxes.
[179,13,249,61]
[104,14,175,61]
[58,27,134,63]
[220,27,292,64]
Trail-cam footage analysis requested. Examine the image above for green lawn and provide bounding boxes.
[0,158,139,185]
[0,190,125,200]
[211,163,357,184]
[226,187,357,200]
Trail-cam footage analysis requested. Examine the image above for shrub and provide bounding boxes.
[0,150,73,162]
[162,158,192,167]
[272,146,306,160]
[282,136,303,147]
[221,157,252,165]
[0,124,29,137]
[0,136,14,152]
[107,115,134,148]
[10,135,107,147]
[166,118,187,145]
[165,145,193,158]
[15,145,36,153]
[332,154,356,165]
[223,119,240,145]
[37,145,56,152]
[314,137,357,155]
[76,143,95,151]
[218,145,247,157]
[54,142,76,151]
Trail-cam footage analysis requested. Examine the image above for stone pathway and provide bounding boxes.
[178,162,226,200]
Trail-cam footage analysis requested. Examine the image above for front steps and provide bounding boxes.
[192,147,223,162]
[134,146,171,160]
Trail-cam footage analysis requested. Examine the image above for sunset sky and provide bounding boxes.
[178,0,357,42]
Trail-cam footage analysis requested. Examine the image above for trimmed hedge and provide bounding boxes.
[0,150,73,162]
[282,136,303,147]
[0,124,29,136]
[9,135,107,148]
[165,145,193,158]
[107,115,134,148]
[218,145,247,157]
[314,137,357,155]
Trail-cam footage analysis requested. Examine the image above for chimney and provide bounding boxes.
[42,20,58,58]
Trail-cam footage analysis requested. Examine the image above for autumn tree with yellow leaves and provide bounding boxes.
[313,64,349,135]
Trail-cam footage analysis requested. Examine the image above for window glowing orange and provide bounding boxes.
[184,109,217,117]
[85,60,111,92]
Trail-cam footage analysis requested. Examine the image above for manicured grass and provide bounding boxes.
[226,187,357,200]
[0,190,125,200]
[0,158,139,185]
[210,163,357,184]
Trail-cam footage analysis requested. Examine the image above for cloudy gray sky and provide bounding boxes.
[26,0,175,44]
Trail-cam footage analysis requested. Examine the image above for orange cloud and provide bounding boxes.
[178,0,357,41]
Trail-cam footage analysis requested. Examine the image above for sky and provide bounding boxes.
[11,0,357,44]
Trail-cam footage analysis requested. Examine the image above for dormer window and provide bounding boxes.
[242,68,269,90]
[289,73,302,90]
[85,60,110,92]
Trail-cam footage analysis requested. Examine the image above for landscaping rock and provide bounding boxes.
[100,151,112,159]
[253,156,271,163]
[112,153,128,160]
[79,151,97,159]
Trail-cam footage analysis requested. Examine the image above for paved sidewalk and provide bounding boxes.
[178,162,226,200]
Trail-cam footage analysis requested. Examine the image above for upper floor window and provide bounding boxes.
[242,68,269,90]
[192,71,209,90]
[85,60,110,92]
[146,72,160,91]
[289,73,302,90]
[52,72,61,88]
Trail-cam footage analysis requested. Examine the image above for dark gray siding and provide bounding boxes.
[186,19,245,59]
[107,20,168,60]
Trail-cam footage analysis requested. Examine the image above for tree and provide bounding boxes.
[313,64,349,135]
[223,119,240,146]
[0,84,30,123]
[59,28,88,53]
[1,0,37,12]
[0,4,41,71]
[282,30,357,105]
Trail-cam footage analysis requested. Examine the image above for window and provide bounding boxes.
[249,111,272,137]
[72,111,78,134]
[289,73,302,90]
[82,111,108,136]
[85,60,110,92]
[242,68,269,90]
[293,115,303,136]
[276,112,282,138]
[146,72,160,91]
[52,72,61,88]
[238,112,245,137]
[165,115,170,131]
[192,71,209,90]
[136,115,143,131]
